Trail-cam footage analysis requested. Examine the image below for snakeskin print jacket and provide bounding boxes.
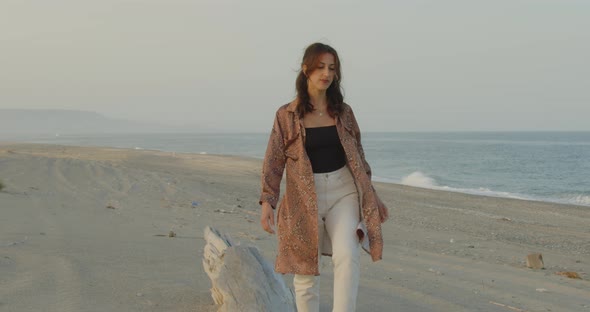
[260,99,384,275]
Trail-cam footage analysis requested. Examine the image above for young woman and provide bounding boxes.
[259,42,389,312]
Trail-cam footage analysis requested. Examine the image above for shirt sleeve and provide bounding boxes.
[259,110,287,209]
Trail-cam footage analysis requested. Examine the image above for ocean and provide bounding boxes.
[5,131,590,207]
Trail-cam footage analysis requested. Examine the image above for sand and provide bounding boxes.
[0,143,588,312]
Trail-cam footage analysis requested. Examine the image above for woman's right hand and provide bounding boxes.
[260,202,276,234]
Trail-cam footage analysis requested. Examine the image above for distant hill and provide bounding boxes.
[0,109,179,135]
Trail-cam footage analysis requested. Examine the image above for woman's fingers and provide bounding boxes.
[380,205,389,223]
[266,213,276,234]
[260,213,273,234]
[262,219,274,234]
[377,199,389,223]
[260,203,275,234]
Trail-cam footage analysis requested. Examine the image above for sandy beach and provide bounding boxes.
[0,143,588,312]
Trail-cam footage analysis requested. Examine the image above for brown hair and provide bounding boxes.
[295,43,344,117]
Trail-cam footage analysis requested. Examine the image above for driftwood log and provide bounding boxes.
[202,226,296,312]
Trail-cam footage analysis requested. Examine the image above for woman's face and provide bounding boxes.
[305,53,336,92]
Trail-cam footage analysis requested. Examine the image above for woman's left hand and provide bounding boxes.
[377,196,389,223]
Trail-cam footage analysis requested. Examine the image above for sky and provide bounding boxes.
[1,0,589,132]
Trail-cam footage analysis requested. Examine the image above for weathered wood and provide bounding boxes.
[202,226,296,312]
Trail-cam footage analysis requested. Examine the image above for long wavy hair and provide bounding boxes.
[295,43,344,118]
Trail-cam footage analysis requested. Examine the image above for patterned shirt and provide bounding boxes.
[260,99,384,275]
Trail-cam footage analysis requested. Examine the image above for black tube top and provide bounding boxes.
[304,125,347,173]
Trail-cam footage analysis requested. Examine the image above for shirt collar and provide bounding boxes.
[286,99,299,113]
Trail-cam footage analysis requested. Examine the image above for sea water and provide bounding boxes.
[7,131,590,207]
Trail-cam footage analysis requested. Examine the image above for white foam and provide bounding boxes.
[378,171,529,200]
[199,152,207,155]
[566,195,590,206]
[374,172,590,207]
[437,185,528,200]
[400,171,438,188]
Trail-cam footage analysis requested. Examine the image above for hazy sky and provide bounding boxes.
[1,0,589,132]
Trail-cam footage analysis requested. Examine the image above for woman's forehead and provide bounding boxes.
[317,53,335,65]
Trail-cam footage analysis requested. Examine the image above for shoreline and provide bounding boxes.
[373,175,590,209]
[2,141,588,209]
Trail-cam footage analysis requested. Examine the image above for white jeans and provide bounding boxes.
[294,166,361,312]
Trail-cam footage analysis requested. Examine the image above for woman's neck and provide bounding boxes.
[307,87,328,110]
